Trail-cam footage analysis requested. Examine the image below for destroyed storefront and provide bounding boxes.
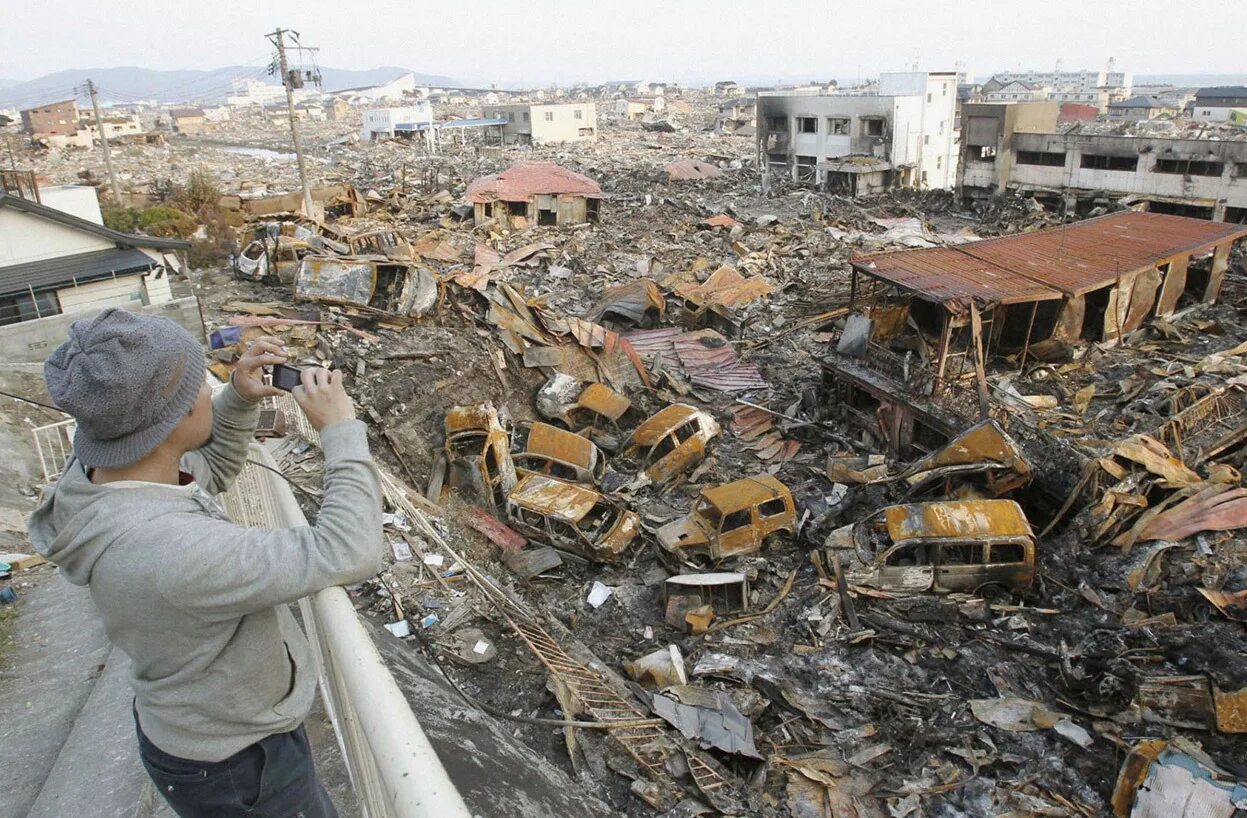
[467,162,604,229]
[823,211,1247,462]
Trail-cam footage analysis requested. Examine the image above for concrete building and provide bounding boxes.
[480,102,597,145]
[83,114,144,141]
[20,100,79,137]
[225,78,289,108]
[985,81,1050,103]
[615,97,664,119]
[360,104,434,142]
[991,67,1131,102]
[169,108,207,135]
[1107,95,1176,122]
[757,71,957,194]
[1192,87,1247,123]
[0,185,188,327]
[958,104,1247,221]
[326,98,354,122]
[467,162,603,229]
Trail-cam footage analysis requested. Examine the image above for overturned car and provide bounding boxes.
[824,499,1036,594]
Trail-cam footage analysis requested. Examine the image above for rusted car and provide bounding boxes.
[898,420,1032,499]
[346,228,413,260]
[431,403,517,512]
[294,256,437,318]
[514,422,607,486]
[625,404,720,485]
[504,474,640,562]
[658,474,796,560]
[536,375,633,433]
[824,499,1036,594]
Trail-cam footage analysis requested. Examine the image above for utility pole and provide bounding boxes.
[82,80,121,202]
[266,27,317,218]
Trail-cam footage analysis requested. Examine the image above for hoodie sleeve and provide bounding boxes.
[159,420,384,619]
[183,379,260,496]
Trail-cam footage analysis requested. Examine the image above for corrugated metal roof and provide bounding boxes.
[467,162,604,203]
[853,211,1247,303]
[0,248,155,296]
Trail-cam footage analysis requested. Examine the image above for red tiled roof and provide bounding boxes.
[467,162,604,203]
[852,211,1247,304]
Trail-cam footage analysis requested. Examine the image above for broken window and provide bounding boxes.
[759,498,787,518]
[1081,154,1138,171]
[722,509,751,531]
[523,112,529,122]
[1236,162,1247,177]
[862,118,884,137]
[538,208,557,226]
[1154,158,1224,176]
[510,201,529,217]
[797,116,817,134]
[828,117,849,135]
[586,198,600,222]
[885,545,929,566]
[544,111,554,121]
[939,543,985,565]
[549,519,579,543]
[765,116,786,132]
[796,155,817,182]
[1016,150,1065,166]
[992,543,1027,563]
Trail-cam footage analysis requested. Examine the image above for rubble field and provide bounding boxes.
[32,105,1247,817]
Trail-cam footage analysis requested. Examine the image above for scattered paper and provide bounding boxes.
[390,540,413,561]
[587,581,613,608]
[423,553,445,567]
[384,620,411,638]
[473,640,491,655]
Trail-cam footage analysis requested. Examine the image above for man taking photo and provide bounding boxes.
[29,307,383,817]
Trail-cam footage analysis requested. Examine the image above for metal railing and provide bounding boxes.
[222,443,470,818]
[32,418,75,483]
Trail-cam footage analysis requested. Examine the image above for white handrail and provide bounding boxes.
[227,444,471,818]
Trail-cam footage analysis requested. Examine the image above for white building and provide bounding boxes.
[1191,87,1247,123]
[480,102,597,145]
[334,72,422,104]
[757,71,957,194]
[985,81,1052,103]
[225,78,289,108]
[360,104,434,143]
[0,185,186,326]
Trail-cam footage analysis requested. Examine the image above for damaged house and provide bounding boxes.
[467,162,603,229]
[823,210,1247,460]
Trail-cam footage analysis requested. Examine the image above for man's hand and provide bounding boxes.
[233,337,287,402]
[292,368,355,431]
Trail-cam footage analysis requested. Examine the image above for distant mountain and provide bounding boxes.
[0,66,461,108]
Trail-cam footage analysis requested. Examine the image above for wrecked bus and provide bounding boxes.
[294,256,437,319]
[658,474,796,560]
[824,499,1036,594]
[504,474,639,562]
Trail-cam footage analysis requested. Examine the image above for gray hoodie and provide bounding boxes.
[28,383,384,762]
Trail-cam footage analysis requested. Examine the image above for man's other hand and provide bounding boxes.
[292,368,355,431]
[234,338,288,402]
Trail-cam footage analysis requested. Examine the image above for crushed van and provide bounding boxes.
[658,474,796,560]
[294,256,437,318]
[432,403,517,512]
[505,474,640,562]
[514,422,607,486]
[824,499,1036,594]
[536,375,633,432]
[625,403,720,485]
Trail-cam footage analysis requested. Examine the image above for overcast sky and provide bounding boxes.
[2,0,1244,86]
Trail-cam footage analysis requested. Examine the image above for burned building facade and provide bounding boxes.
[959,102,1247,221]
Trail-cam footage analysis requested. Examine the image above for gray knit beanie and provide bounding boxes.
[44,307,207,469]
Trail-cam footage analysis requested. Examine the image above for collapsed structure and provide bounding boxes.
[467,162,604,228]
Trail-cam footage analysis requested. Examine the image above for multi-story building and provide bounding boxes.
[756,71,957,194]
[958,102,1247,222]
[991,68,1131,104]
[480,102,597,145]
[20,99,79,137]
[360,104,434,143]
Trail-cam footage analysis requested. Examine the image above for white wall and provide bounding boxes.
[56,274,146,314]
[484,103,596,144]
[0,208,113,267]
[38,186,104,225]
[1192,105,1236,123]
[360,104,432,141]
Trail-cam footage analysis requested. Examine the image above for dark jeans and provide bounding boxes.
[134,708,338,818]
